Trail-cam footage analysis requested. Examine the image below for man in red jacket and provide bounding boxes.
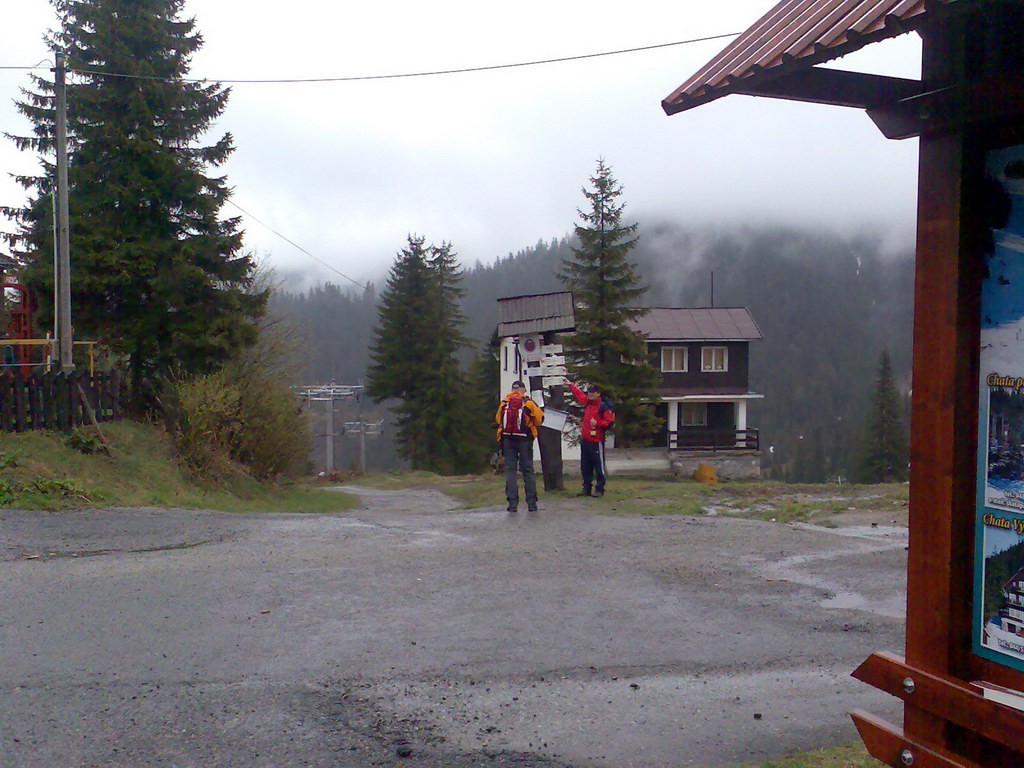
[566,378,615,497]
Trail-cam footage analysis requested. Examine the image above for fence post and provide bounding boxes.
[70,371,81,429]
[27,373,40,430]
[12,374,26,433]
[0,375,11,432]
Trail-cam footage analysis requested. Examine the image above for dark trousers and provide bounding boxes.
[580,440,606,493]
[502,436,537,509]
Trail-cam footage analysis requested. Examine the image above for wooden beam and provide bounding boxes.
[868,75,1024,140]
[851,711,984,768]
[732,66,920,110]
[851,652,1024,754]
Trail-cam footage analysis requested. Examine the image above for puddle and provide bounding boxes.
[794,523,907,542]
[764,538,906,619]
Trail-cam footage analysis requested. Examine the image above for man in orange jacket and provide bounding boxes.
[566,378,615,497]
[495,380,544,513]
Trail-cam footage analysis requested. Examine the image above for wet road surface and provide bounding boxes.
[0,487,906,767]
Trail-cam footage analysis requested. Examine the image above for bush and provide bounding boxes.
[171,365,307,480]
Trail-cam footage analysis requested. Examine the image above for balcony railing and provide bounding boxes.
[669,428,759,451]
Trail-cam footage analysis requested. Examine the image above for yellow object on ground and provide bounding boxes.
[693,464,718,484]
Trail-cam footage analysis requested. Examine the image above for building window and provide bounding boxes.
[680,402,707,427]
[701,346,728,372]
[503,346,508,372]
[661,347,687,372]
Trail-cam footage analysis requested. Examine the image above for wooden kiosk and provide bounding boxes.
[664,2,1024,764]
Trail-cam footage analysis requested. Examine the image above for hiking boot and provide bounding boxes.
[575,490,591,497]
[594,489,605,497]
[507,504,518,513]
[527,505,538,512]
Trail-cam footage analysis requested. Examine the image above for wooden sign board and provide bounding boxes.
[973,143,1024,672]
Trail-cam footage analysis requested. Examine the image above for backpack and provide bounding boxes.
[598,397,615,431]
[501,394,531,438]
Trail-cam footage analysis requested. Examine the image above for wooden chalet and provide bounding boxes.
[629,307,764,453]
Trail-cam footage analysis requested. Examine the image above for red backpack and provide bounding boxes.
[502,394,530,438]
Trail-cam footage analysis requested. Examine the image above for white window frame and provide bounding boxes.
[701,346,728,372]
[680,402,708,427]
[661,346,688,373]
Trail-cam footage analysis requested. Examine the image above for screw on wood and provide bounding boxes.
[900,749,914,766]
[902,676,915,694]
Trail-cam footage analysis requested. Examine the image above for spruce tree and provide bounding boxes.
[366,235,481,474]
[2,0,264,408]
[855,348,908,483]
[559,159,660,445]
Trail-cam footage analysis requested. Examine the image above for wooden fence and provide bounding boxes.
[0,371,122,432]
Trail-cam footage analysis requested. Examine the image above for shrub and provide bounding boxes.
[170,364,307,481]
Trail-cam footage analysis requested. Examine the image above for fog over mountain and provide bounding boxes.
[277,220,914,479]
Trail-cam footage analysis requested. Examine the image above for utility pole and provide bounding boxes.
[325,396,334,473]
[53,52,74,372]
[295,383,363,475]
[358,424,366,475]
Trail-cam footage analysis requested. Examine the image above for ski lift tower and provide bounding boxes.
[296,382,362,474]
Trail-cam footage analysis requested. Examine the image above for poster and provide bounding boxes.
[975,144,1024,670]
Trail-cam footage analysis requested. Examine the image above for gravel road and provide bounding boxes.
[0,486,906,767]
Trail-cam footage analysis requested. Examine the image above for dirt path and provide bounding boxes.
[0,488,905,767]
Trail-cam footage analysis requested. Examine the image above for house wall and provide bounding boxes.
[707,402,735,431]
[648,341,749,391]
[670,450,761,479]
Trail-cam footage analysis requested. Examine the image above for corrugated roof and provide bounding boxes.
[629,308,764,341]
[497,291,576,337]
[663,0,960,115]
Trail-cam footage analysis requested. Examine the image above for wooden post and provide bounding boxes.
[854,8,1024,765]
[536,383,565,492]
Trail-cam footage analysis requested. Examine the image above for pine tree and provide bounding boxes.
[855,348,909,483]
[366,235,482,474]
[559,159,660,445]
[2,0,264,409]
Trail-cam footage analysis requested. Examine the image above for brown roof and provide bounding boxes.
[497,291,575,336]
[629,307,763,341]
[663,0,960,115]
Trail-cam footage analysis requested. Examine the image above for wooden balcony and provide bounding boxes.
[668,428,759,451]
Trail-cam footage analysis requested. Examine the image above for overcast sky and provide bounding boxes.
[1,1,922,289]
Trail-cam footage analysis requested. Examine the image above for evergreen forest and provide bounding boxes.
[276,221,914,479]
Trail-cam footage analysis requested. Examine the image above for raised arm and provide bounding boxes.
[566,380,588,405]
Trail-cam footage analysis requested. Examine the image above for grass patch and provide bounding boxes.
[0,421,357,514]
[735,742,879,767]
[347,471,905,525]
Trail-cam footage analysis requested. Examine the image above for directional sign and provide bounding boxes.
[542,354,566,367]
[519,334,543,362]
[541,343,563,355]
[541,365,568,377]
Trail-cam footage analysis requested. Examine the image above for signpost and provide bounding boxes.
[529,340,567,491]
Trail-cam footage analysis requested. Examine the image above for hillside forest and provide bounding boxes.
[275,221,914,481]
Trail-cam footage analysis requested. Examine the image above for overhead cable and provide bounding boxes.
[62,32,739,84]
[225,199,370,291]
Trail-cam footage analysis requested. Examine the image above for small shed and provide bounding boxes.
[496,291,575,397]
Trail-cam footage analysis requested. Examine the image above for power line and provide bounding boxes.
[224,199,370,291]
[62,32,739,84]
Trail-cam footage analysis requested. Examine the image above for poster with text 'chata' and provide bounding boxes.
[975,144,1024,671]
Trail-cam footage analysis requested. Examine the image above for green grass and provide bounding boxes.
[0,421,357,514]
[351,471,906,524]
[734,742,879,768]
